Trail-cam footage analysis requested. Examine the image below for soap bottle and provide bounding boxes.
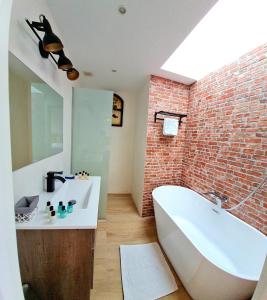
[46,201,51,213]
[59,205,67,218]
[57,201,63,214]
[67,201,73,213]
[50,210,56,223]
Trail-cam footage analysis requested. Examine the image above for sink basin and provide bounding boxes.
[50,179,92,209]
[16,176,100,229]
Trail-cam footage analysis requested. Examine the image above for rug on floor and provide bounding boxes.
[120,242,178,300]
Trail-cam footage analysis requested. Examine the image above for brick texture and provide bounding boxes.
[142,75,190,216]
[142,45,267,235]
[182,44,267,234]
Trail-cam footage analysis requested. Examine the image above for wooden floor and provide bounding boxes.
[91,195,192,300]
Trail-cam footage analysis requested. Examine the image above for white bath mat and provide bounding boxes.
[120,242,178,300]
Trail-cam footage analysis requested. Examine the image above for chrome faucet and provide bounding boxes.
[203,191,228,209]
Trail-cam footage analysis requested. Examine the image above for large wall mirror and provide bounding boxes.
[9,53,64,171]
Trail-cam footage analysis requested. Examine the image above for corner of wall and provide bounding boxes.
[132,79,150,215]
[142,75,190,217]
[108,90,137,194]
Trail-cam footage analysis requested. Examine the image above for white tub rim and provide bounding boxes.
[152,185,267,281]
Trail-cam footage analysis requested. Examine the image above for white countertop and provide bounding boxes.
[16,176,101,230]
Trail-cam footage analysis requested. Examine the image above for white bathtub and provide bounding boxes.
[152,185,267,300]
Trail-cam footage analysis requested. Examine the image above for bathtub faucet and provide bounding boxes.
[203,191,228,209]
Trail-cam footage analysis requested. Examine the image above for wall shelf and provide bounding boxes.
[154,111,187,126]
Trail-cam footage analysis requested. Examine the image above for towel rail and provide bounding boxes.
[154,111,187,126]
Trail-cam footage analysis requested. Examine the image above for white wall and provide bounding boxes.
[9,0,73,202]
[132,80,149,215]
[108,91,136,194]
[0,0,24,299]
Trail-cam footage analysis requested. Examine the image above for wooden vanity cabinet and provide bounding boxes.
[16,229,95,300]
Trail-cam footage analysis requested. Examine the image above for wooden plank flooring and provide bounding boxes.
[91,195,192,300]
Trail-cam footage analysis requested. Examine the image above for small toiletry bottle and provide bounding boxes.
[50,210,56,223]
[59,205,67,218]
[57,201,63,214]
[46,201,51,212]
[67,201,73,213]
[48,205,54,218]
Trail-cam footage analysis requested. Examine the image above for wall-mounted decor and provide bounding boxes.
[112,94,124,127]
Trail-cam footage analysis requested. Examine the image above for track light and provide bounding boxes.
[56,50,73,70]
[26,15,79,81]
[41,15,63,52]
[32,15,63,52]
[43,31,63,52]
[67,68,80,80]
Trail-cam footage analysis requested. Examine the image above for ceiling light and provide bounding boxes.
[118,6,126,15]
[112,69,117,73]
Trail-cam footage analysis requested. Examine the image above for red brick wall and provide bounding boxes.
[182,44,267,234]
[142,75,190,216]
[142,45,267,235]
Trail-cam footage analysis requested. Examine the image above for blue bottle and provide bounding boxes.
[59,205,67,218]
[67,201,73,213]
[57,201,63,215]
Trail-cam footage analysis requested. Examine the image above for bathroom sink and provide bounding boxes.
[50,179,92,209]
[16,176,100,229]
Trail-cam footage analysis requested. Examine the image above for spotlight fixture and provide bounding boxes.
[67,68,80,80]
[56,50,73,70]
[31,15,63,52]
[25,15,79,81]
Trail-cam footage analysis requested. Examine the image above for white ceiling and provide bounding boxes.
[47,0,218,93]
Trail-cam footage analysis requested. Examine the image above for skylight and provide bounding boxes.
[161,0,267,81]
